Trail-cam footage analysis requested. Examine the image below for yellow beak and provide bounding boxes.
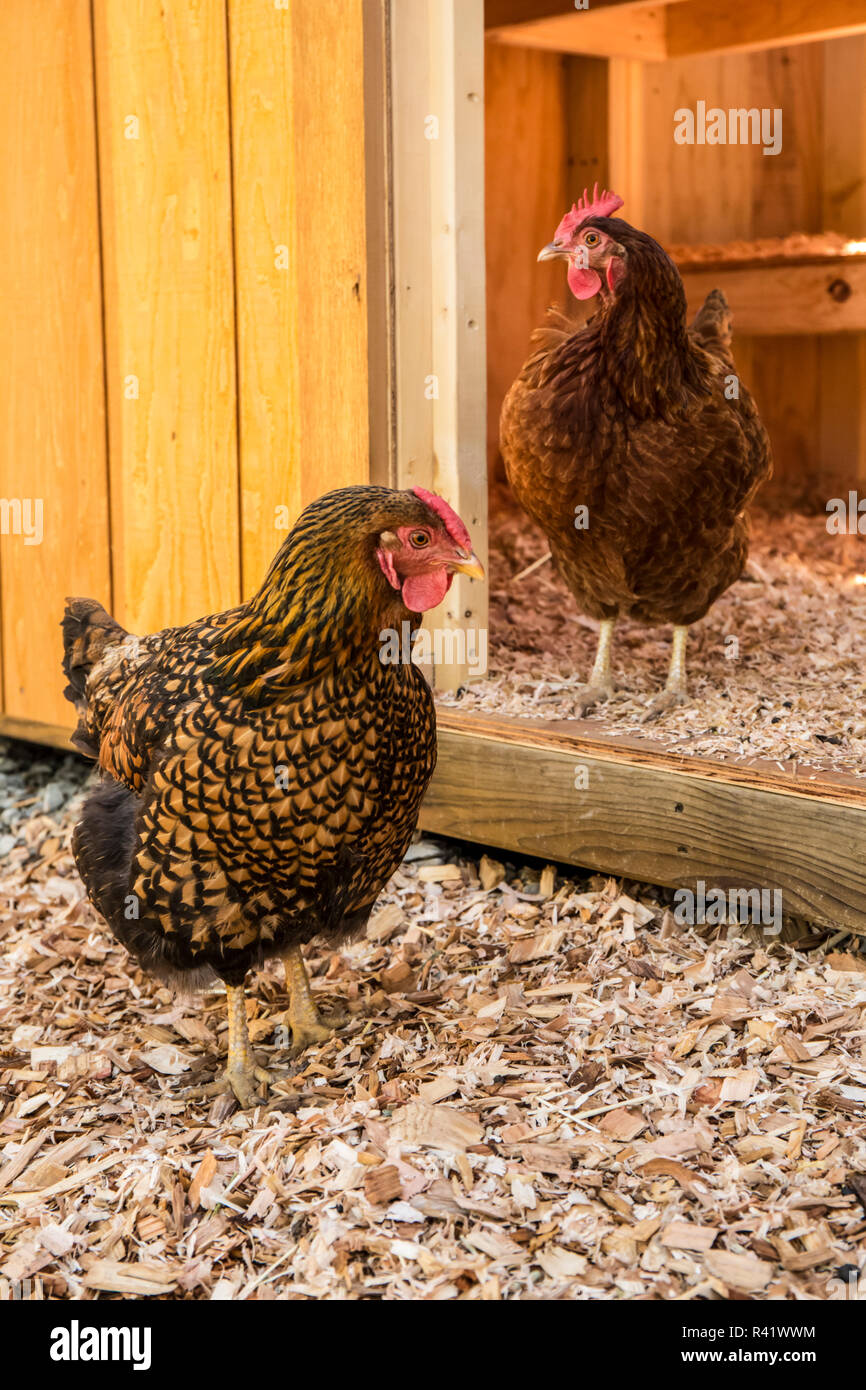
[451,551,485,581]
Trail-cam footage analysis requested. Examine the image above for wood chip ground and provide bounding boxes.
[2,781,866,1301]
[442,502,866,778]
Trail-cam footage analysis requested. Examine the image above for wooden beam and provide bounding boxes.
[390,0,488,691]
[681,260,866,336]
[486,0,643,27]
[488,4,668,61]
[667,0,866,59]
[421,711,866,935]
[488,0,866,58]
[363,0,396,490]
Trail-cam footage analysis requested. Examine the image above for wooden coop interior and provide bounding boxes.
[3,0,866,935]
[485,2,866,510]
[425,0,866,937]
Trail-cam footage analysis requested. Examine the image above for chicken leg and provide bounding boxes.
[282,943,338,1053]
[219,979,271,1108]
[573,617,615,715]
[643,625,688,721]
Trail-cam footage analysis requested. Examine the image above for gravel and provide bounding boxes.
[0,738,91,862]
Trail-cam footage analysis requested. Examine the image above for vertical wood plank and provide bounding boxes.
[642,53,755,244]
[639,42,829,501]
[608,58,645,229]
[229,0,298,596]
[230,0,371,596]
[429,0,488,689]
[362,0,396,492]
[392,0,435,499]
[564,54,610,194]
[230,0,371,595]
[93,0,239,633]
[0,0,109,726]
[819,36,866,500]
[485,42,569,482]
[392,0,488,690]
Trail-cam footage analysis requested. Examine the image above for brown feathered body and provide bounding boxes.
[63,488,442,990]
[501,217,772,628]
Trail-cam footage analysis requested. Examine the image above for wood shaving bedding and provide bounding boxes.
[2,779,866,1302]
[442,505,866,777]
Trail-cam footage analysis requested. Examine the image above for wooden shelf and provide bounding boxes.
[486,0,866,61]
[421,709,866,935]
[680,256,866,335]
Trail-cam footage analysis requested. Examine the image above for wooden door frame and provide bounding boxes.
[366,0,489,691]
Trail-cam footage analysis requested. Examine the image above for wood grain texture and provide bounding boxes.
[0,0,110,726]
[93,0,239,634]
[486,0,643,27]
[608,58,645,228]
[428,0,489,689]
[362,0,395,491]
[392,0,488,690]
[230,0,371,597]
[487,0,866,58]
[641,45,822,247]
[422,711,866,934]
[489,6,669,61]
[681,262,866,335]
[667,0,866,59]
[819,37,866,499]
[750,337,821,508]
[485,43,568,480]
[640,38,862,501]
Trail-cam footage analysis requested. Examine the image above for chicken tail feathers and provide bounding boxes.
[690,287,732,351]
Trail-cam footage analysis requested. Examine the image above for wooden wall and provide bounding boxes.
[0,0,374,737]
[486,34,866,508]
[0,1,110,731]
[485,45,609,479]
[641,36,866,509]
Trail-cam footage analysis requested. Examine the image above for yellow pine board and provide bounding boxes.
[93,0,239,634]
[0,0,110,727]
[229,0,370,597]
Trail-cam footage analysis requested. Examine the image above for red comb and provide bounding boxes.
[412,487,472,551]
[554,184,624,241]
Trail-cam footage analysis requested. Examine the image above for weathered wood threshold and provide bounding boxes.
[6,707,865,937]
[421,709,866,936]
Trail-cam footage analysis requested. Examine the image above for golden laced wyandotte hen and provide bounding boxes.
[62,486,482,1107]
[501,185,772,719]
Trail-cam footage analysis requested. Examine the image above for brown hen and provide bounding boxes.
[62,486,482,1106]
[501,186,772,718]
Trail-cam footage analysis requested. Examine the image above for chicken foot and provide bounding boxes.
[216,979,272,1108]
[643,625,688,721]
[282,943,343,1054]
[573,617,616,715]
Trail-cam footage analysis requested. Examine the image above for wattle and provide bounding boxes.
[568,264,601,300]
[402,570,452,613]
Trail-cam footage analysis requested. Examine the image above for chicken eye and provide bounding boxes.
[410,530,431,548]
[584,231,600,247]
